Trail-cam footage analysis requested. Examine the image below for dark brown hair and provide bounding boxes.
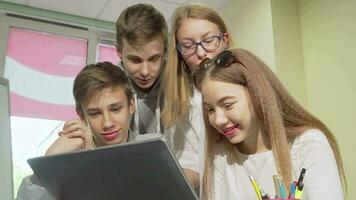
[73,62,132,117]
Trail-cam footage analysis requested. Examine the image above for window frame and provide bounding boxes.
[0,14,117,198]
[0,15,100,76]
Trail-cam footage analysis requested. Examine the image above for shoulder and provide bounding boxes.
[293,129,329,146]
[291,129,332,155]
[135,133,163,141]
[290,129,336,169]
[16,175,54,200]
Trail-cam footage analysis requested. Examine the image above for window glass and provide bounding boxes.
[4,27,87,193]
[97,43,120,65]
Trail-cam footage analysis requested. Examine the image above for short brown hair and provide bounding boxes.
[73,62,132,116]
[115,4,168,52]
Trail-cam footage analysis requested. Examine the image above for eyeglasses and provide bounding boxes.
[176,33,224,56]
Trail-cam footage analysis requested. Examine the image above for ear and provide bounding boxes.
[115,44,123,60]
[222,32,229,47]
[129,97,135,115]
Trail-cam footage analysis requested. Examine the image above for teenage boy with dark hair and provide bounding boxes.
[16,62,135,200]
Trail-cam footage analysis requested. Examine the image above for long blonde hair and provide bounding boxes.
[195,48,347,199]
[161,4,234,127]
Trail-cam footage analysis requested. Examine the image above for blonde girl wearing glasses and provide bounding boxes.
[194,48,346,200]
[161,4,234,190]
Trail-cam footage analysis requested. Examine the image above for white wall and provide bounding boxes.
[221,0,355,199]
[220,0,276,71]
[299,0,356,198]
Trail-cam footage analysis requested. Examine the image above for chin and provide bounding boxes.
[110,138,123,145]
[140,82,154,89]
[188,64,199,73]
[228,136,243,145]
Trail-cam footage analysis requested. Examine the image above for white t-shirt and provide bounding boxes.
[166,90,205,174]
[211,129,344,200]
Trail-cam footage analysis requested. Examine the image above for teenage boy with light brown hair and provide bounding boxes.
[115,3,200,189]
[16,62,135,200]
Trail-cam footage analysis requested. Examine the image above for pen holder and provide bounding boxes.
[271,199,300,200]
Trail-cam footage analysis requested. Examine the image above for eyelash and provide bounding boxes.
[130,59,141,63]
[204,102,235,113]
[149,56,160,62]
[204,107,215,113]
[88,112,100,117]
[111,107,122,112]
[224,102,235,109]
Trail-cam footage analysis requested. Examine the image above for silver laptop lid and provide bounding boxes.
[28,137,198,200]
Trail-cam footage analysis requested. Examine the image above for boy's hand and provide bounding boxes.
[45,135,84,156]
[45,119,95,156]
[58,119,94,150]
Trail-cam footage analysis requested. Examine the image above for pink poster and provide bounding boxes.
[5,27,88,120]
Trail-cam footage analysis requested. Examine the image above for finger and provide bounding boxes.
[62,119,82,130]
[66,130,88,139]
[66,130,94,150]
[58,131,64,136]
[83,135,95,150]
[61,122,88,135]
[45,135,84,156]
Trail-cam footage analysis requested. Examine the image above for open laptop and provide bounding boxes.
[28,138,198,200]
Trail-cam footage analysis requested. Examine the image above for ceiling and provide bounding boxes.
[1,0,231,24]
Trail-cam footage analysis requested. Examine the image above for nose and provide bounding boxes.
[140,62,150,78]
[213,109,228,128]
[102,112,115,131]
[195,44,207,60]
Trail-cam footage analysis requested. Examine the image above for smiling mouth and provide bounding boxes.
[222,124,239,137]
[100,131,119,141]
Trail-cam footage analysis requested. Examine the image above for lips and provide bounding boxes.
[222,124,239,137]
[137,78,151,86]
[100,131,119,141]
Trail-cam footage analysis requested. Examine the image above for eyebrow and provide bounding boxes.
[180,31,216,41]
[217,96,237,104]
[148,53,162,59]
[85,101,125,112]
[126,53,162,60]
[126,54,141,60]
[203,96,236,106]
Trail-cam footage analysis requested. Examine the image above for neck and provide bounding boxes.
[131,77,160,95]
[236,123,270,155]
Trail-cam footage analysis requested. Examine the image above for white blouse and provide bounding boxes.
[211,129,344,200]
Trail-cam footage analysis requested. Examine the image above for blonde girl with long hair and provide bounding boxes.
[161,4,234,189]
